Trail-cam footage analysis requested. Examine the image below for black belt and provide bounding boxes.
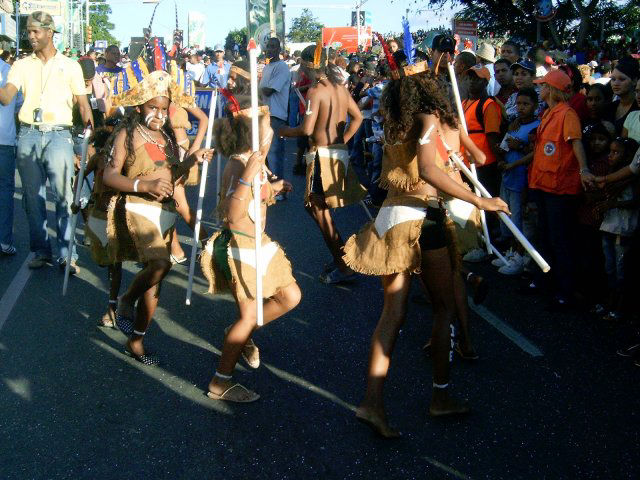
[20,122,72,132]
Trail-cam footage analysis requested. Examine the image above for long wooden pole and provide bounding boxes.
[447,62,493,256]
[186,89,218,305]
[249,39,264,327]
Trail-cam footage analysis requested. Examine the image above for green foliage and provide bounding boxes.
[88,0,119,46]
[287,9,323,42]
[225,27,248,55]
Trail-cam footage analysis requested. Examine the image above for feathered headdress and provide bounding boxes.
[402,17,414,66]
[375,33,399,80]
[313,40,323,69]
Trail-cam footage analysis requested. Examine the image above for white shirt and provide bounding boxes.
[0,59,20,146]
[485,63,499,96]
[186,61,205,83]
[259,60,291,121]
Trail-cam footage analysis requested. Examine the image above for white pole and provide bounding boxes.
[214,94,223,223]
[63,125,92,296]
[85,0,90,52]
[249,39,264,327]
[447,149,550,273]
[356,4,361,53]
[447,62,492,256]
[185,89,218,305]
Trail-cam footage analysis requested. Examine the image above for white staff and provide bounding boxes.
[214,91,224,222]
[443,143,551,273]
[447,62,493,256]
[63,125,92,296]
[186,89,218,305]
[249,39,264,327]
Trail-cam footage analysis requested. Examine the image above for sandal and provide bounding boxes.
[320,267,356,284]
[207,383,260,403]
[124,349,160,366]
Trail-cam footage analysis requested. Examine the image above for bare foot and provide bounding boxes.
[355,405,401,438]
[429,389,470,417]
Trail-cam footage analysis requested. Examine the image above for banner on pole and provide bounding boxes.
[187,11,206,49]
[187,88,215,136]
[452,19,478,53]
[322,26,372,54]
[19,0,62,16]
[246,0,285,50]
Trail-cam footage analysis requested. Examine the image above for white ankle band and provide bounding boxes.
[109,300,117,305]
[466,272,473,281]
[215,371,232,380]
[132,330,146,336]
[433,382,449,389]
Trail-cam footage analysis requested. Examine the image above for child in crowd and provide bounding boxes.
[598,137,640,321]
[621,79,640,142]
[576,121,615,307]
[495,88,540,274]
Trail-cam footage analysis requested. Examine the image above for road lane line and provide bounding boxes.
[468,299,543,357]
[0,253,34,333]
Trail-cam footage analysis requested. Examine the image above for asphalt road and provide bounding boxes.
[0,139,638,479]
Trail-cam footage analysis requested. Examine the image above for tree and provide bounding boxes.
[287,9,324,42]
[88,0,119,46]
[401,0,634,48]
[225,27,248,56]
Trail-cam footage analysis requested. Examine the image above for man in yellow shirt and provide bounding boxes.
[0,11,93,272]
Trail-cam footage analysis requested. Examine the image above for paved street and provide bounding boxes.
[0,139,638,479]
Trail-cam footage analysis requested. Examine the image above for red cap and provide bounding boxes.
[533,70,571,92]
[466,64,491,80]
[248,38,257,50]
[544,55,555,65]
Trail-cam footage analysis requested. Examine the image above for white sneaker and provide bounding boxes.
[498,252,524,275]
[463,248,489,263]
[491,248,514,266]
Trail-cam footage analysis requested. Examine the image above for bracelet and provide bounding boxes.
[238,178,251,187]
[133,179,140,192]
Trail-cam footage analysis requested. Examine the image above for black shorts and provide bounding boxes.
[419,207,448,251]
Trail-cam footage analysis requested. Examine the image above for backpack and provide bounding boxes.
[468,96,508,138]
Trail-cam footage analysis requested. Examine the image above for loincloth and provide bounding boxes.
[304,144,367,209]
[200,229,296,303]
[343,194,458,276]
[107,193,176,263]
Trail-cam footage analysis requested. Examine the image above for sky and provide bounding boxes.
[105,0,460,49]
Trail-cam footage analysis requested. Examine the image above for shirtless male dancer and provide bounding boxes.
[280,45,367,284]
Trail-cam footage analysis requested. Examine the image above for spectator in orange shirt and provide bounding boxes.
[463,64,505,235]
[524,70,592,309]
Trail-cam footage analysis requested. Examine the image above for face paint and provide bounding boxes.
[144,111,167,129]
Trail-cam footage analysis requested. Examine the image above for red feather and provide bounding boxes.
[375,33,398,73]
[219,88,240,113]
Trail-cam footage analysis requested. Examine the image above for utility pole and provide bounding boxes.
[86,0,90,51]
[269,0,276,38]
[14,0,19,55]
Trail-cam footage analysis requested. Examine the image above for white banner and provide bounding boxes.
[187,11,206,49]
[20,0,62,16]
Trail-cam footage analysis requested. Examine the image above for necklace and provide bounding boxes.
[136,124,174,151]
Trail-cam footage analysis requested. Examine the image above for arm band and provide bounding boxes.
[238,178,251,187]
[133,179,140,192]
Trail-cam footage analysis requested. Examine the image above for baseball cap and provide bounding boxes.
[544,55,555,65]
[467,64,491,80]
[213,44,224,52]
[588,60,598,68]
[533,69,571,92]
[26,11,59,33]
[432,34,455,55]
[510,58,535,74]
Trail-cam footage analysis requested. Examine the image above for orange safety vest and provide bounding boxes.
[529,102,581,195]
[463,97,501,167]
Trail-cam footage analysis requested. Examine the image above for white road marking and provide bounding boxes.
[0,253,34,333]
[468,298,543,357]
[423,456,471,480]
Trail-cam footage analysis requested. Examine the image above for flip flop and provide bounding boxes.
[224,326,260,369]
[170,254,188,265]
[115,312,134,335]
[207,383,260,403]
[124,349,160,366]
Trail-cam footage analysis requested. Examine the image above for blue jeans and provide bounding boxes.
[16,128,77,261]
[601,232,631,290]
[287,89,299,127]
[268,116,287,180]
[0,145,16,245]
[499,185,523,239]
